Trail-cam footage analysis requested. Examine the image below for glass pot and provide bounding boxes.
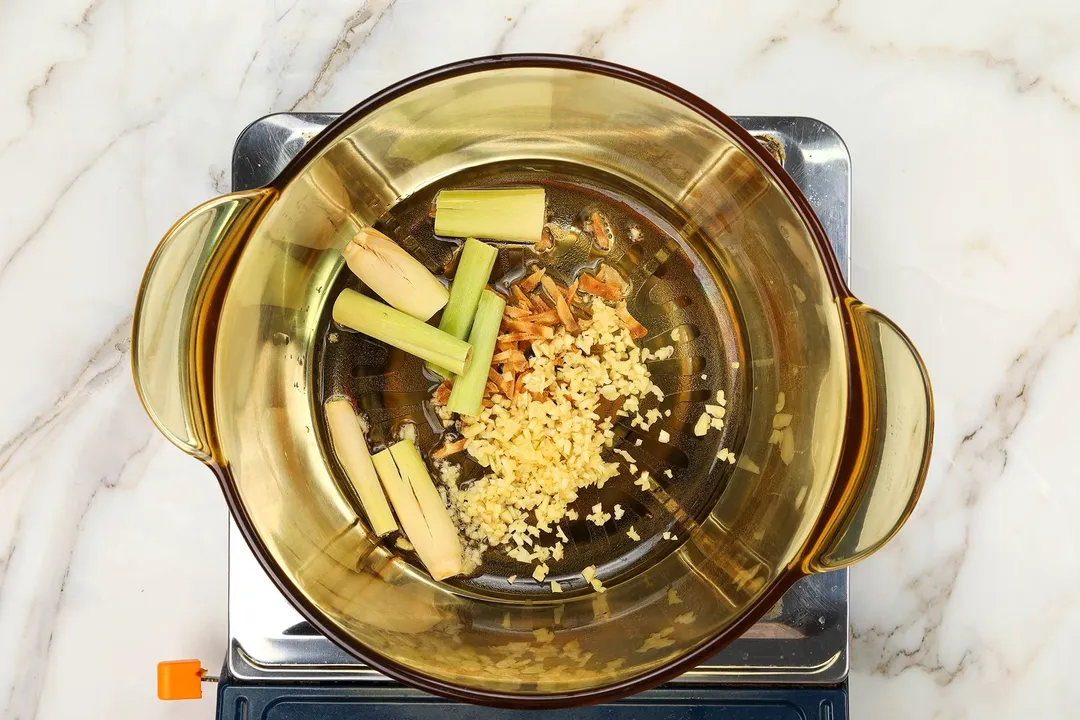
[132,55,932,708]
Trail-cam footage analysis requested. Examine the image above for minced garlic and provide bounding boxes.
[586,503,612,526]
[652,346,675,360]
[447,299,662,557]
[581,565,606,593]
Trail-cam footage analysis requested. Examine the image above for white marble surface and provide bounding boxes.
[1,0,1078,717]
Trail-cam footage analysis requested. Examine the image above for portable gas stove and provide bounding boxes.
[212,112,852,719]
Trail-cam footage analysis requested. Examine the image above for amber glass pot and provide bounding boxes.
[132,55,932,707]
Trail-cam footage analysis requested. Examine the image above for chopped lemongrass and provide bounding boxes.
[447,290,506,416]
[434,188,546,243]
[333,289,470,375]
[324,399,397,537]
[342,227,448,320]
[389,441,463,573]
[428,238,498,377]
[373,440,464,580]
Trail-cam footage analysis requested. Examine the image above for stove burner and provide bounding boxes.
[226,113,851,687]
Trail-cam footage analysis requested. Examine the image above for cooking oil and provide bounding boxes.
[316,159,748,598]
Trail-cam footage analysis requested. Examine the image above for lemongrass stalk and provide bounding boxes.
[333,289,471,375]
[434,188,546,243]
[446,290,506,417]
[373,442,463,580]
[342,227,449,320]
[388,440,463,575]
[427,238,498,378]
[324,399,397,537]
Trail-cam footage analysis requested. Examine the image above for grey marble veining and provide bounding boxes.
[1,1,1079,718]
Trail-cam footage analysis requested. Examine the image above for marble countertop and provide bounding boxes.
[2,1,1078,718]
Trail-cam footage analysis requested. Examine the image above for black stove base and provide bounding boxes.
[217,674,847,720]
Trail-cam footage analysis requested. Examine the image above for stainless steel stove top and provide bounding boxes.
[226,113,852,686]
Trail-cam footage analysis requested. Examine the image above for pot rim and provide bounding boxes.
[221,53,854,708]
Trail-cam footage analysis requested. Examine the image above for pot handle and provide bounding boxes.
[807,300,933,572]
[131,189,274,460]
